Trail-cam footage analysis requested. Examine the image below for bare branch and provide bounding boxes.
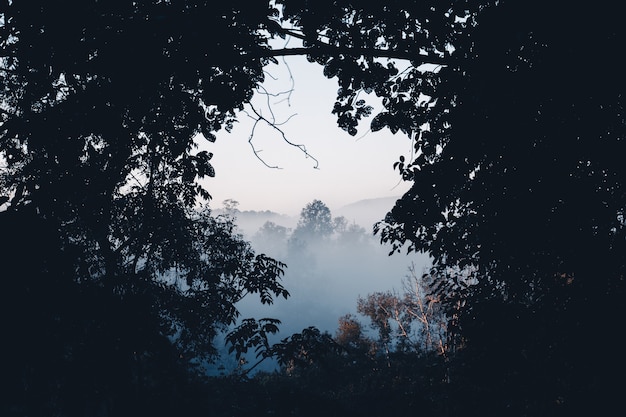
[274,36,296,107]
[244,102,319,170]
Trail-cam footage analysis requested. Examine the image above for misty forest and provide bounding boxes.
[1,1,624,416]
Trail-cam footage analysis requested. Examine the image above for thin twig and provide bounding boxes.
[245,102,319,169]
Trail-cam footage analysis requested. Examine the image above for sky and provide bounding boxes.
[199,54,414,216]
[193,54,429,375]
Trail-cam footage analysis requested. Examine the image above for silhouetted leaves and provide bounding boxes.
[269,326,343,372]
[0,1,293,413]
[226,318,282,360]
[2,0,625,415]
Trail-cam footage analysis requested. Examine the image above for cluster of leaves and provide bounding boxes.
[276,0,477,136]
[225,318,282,368]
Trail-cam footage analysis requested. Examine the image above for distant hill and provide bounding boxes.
[335,196,401,230]
[211,208,296,238]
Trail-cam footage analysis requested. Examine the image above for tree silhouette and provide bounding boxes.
[366,2,626,413]
[292,199,334,241]
[2,1,624,415]
[335,314,371,353]
[0,1,291,413]
[253,220,291,258]
[287,199,334,262]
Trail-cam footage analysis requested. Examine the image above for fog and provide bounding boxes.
[239,234,428,336]
[209,198,430,374]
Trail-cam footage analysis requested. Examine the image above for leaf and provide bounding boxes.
[371,112,389,132]
[201,125,217,142]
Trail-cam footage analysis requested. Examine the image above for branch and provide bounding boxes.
[245,102,319,169]
[273,36,296,107]
[266,22,452,66]
[255,45,451,67]
[271,25,310,43]
[239,355,270,377]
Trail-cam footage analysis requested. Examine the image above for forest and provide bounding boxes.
[1,1,624,416]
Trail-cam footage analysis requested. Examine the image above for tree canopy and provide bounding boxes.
[1,0,625,415]
[292,199,334,241]
[0,1,292,412]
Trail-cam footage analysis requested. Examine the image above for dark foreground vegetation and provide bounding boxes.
[1,1,624,416]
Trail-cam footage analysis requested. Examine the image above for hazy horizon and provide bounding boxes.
[209,197,430,374]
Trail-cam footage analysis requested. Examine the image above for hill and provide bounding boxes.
[335,196,401,230]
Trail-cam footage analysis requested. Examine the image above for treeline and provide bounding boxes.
[249,199,373,259]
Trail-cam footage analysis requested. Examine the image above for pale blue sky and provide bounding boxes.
[200,55,413,215]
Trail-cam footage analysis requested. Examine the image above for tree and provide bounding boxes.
[335,314,371,353]
[336,222,369,245]
[253,220,291,258]
[287,199,334,260]
[222,198,241,217]
[373,0,625,296]
[0,1,292,413]
[356,265,449,358]
[292,199,334,241]
[363,2,626,413]
[400,265,450,355]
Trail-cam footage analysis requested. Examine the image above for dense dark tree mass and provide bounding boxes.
[1,0,624,415]
[0,1,290,414]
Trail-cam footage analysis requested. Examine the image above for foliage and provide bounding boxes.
[275,2,625,411]
[354,264,449,357]
[286,199,371,259]
[335,314,371,353]
[0,1,291,413]
[2,0,624,414]
[269,326,343,374]
[291,199,334,241]
[253,220,291,258]
[366,1,626,300]
[206,320,450,417]
[276,0,472,135]
[365,1,625,413]
[0,204,289,414]
[224,317,282,374]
